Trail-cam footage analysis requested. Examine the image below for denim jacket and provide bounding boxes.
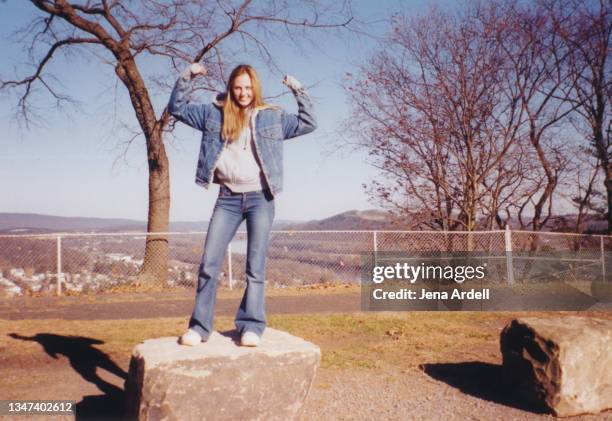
[168,73,317,195]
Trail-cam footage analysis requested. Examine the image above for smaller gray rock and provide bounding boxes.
[500,316,612,417]
[125,328,320,421]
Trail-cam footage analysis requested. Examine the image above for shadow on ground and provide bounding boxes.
[421,361,549,415]
[9,332,131,420]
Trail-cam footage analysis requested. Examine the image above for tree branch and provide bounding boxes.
[1,36,100,122]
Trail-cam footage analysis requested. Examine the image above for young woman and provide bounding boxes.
[168,63,316,346]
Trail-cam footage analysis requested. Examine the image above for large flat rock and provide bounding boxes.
[500,316,612,417]
[125,328,320,421]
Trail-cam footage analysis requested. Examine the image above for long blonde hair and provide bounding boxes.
[222,65,267,142]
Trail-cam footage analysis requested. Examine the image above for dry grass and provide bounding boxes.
[40,283,360,306]
[269,312,504,370]
[1,312,488,379]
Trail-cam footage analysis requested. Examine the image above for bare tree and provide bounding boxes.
[545,0,612,233]
[0,0,353,282]
[494,0,580,232]
[346,0,601,236]
[345,3,526,232]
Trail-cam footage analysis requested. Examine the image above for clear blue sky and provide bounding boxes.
[0,0,453,222]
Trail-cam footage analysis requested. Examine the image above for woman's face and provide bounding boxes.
[232,73,253,108]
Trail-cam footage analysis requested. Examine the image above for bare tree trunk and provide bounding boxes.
[574,161,598,235]
[605,162,612,234]
[594,126,612,234]
[141,127,170,283]
[114,56,171,284]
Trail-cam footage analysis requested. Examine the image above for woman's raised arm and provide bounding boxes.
[167,63,211,132]
[280,75,317,140]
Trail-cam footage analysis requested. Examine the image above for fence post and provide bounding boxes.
[505,226,514,284]
[601,236,606,282]
[56,235,63,296]
[373,231,378,262]
[227,243,233,290]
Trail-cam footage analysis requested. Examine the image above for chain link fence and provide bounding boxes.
[0,229,609,297]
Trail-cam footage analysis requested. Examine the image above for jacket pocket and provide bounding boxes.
[258,124,283,141]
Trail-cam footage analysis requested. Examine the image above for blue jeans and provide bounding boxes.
[189,185,275,340]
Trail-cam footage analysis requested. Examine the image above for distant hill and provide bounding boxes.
[284,210,608,233]
[0,211,605,234]
[0,213,146,233]
[0,213,297,234]
[285,209,406,231]
[540,214,607,234]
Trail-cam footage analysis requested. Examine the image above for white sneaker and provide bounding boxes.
[179,329,203,346]
[241,331,260,347]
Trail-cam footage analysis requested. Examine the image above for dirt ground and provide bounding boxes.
[0,288,362,320]
[1,289,611,421]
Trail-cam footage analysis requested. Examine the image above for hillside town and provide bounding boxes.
[0,250,195,297]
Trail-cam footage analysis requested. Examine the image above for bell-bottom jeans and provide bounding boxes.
[188,185,275,340]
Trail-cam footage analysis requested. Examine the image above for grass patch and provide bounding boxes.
[268,312,507,370]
